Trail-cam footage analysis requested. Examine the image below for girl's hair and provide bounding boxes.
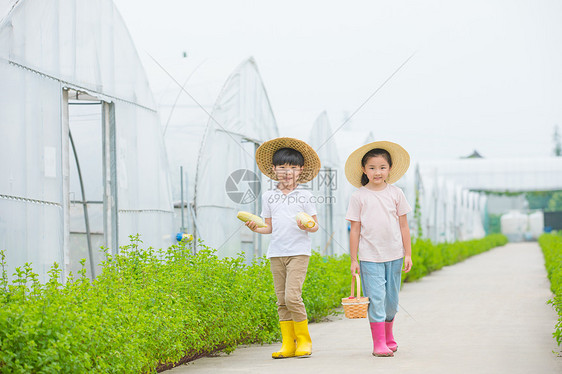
[272,147,305,166]
[361,148,392,186]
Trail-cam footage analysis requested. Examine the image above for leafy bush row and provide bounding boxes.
[403,234,508,282]
[0,234,506,373]
[0,237,350,374]
[538,232,562,347]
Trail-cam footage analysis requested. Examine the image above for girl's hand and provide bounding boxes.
[245,221,258,232]
[403,255,412,273]
[350,259,360,276]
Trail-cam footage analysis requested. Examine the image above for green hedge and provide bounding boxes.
[0,234,506,373]
[403,234,508,283]
[0,237,350,374]
[538,232,562,347]
[303,253,349,322]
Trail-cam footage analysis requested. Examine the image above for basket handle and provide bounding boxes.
[350,273,362,298]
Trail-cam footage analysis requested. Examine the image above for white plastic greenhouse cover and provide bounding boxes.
[418,158,562,192]
[150,57,260,236]
[0,0,174,281]
[194,58,279,259]
[413,171,486,243]
[308,112,347,255]
[412,156,562,242]
[154,58,233,203]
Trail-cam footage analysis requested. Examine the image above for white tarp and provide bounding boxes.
[151,57,256,237]
[308,111,347,255]
[194,58,279,259]
[413,172,486,243]
[419,157,562,192]
[0,0,174,281]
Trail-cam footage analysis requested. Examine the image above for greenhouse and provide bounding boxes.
[418,158,562,192]
[0,0,174,281]
[193,58,279,260]
[307,111,347,256]
[0,0,504,278]
[0,0,555,279]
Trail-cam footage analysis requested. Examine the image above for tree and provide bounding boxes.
[547,191,562,212]
[526,191,555,210]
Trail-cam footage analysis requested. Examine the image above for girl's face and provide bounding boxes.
[272,163,303,187]
[362,155,391,189]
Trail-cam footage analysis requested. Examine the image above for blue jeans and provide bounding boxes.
[360,258,403,323]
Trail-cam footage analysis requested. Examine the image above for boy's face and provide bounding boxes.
[272,163,304,186]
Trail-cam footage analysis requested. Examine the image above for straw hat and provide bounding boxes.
[255,137,321,183]
[345,141,410,188]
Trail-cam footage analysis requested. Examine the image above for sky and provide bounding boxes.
[113,0,562,162]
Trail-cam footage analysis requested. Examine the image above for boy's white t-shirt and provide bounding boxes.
[345,184,412,263]
[261,186,317,258]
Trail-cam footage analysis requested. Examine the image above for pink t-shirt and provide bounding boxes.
[345,184,412,263]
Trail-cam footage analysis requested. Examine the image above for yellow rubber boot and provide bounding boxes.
[294,319,312,357]
[272,321,297,359]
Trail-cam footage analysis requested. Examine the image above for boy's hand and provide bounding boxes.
[297,219,314,232]
[245,221,258,232]
[350,259,360,276]
[403,255,412,273]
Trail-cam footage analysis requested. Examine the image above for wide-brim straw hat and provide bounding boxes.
[345,141,410,188]
[255,137,321,183]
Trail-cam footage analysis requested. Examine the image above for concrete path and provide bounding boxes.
[168,242,562,374]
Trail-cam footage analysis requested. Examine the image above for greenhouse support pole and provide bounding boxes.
[102,103,119,255]
[255,142,262,258]
[185,172,190,232]
[443,200,447,242]
[453,191,458,242]
[180,166,185,232]
[190,205,202,255]
[328,167,334,256]
[323,173,328,256]
[69,130,95,279]
[61,89,71,282]
[109,104,119,253]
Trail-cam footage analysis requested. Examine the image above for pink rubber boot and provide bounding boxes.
[369,322,393,357]
[385,320,398,352]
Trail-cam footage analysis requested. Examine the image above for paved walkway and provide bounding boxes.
[168,242,562,374]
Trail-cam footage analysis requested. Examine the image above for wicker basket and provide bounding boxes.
[341,274,369,319]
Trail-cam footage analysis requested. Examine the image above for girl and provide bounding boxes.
[344,141,413,357]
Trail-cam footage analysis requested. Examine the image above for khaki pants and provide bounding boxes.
[270,255,310,322]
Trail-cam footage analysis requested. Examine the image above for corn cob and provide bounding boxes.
[237,211,267,227]
[296,212,315,228]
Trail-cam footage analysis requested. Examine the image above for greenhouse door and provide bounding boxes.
[63,89,118,279]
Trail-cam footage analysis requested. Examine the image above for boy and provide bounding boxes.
[245,137,321,358]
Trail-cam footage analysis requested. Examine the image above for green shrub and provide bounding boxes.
[403,234,507,283]
[0,237,350,373]
[303,252,349,322]
[486,213,502,235]
[538,232,562,348]
[0,234,507,373]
